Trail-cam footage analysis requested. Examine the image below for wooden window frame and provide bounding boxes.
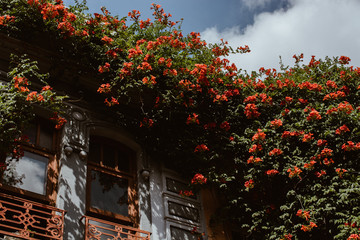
[0,118,60,205]
[86,136,139,226]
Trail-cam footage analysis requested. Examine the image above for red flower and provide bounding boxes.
[301,222,317,232]
[186,113,200,125]
[282,108,290,116]
[179,190,194,197]
[270,119,282,129]
[244,94,257,103]
[323,158,334,166]
[303,160,316,169]
[287,166,302,179]
[252,129,266,142]
[101,35,113,44]
[298,98,308,105]
[191,173,207,185]
[203,122,216,130]
[327,101,354,115]
[139,117,154,128]
[266,169,279,176]
[306,109,321,121]
[98,62,110,73]
[348,234,360,240]
[104,97,119,106]
[302,133,314,142]
[0,15,15,26]
[249,144,263,153]
[41,85,52,92]
[142,75,157,85]
[220,121,231,131]
[50,112,67,129]
[342,141,360,151]
[97,83,111,93]
[244,179,254,189]
[281,233,293,240]
[336,168,347,178]
[315,170,326,178]
[335,124,350,135]
[326,80,338,89]
[296,209,311,221]
[317,139,327,146]
[26,91,38,102]
[269,148,283,156]
[194,144,209,152]
[244,103,260,119]
[285,96,293,103]
[339,56,351,64]
[247,156,263,164]
[321,148,333,157]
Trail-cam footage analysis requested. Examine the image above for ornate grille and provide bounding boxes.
[0,192,65,239]
[83,215,151,240]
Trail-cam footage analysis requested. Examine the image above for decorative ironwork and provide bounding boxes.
[83,215,151,240]
[0,192,65,239]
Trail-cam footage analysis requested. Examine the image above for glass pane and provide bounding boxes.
[39,120,53,149]
[166,178,197,199]
[90,170,129,216]
[3,151,48,195]
[103,145,116,168]
[23,122,37,145]
[168,201,200,222]
[89,140,101,164]
[170,226,198,240]
[117,150,130,172]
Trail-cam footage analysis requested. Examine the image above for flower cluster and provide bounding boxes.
[50,112,67,129]
[3,2,360,238]
[191,173,207,185]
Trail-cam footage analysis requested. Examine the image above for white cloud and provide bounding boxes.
[201,0,360,73]
[241,0,273,9]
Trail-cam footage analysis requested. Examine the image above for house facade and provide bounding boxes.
[0,34,228,240]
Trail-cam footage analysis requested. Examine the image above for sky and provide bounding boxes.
[63,0,360,73]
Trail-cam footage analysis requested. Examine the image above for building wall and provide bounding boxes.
[0,33,221,240]
[54,105,209,239]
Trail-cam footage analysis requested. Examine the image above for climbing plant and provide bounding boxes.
[1,0,360,239]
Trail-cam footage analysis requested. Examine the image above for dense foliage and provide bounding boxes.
[1,0,360,239]
[0,55,66,161]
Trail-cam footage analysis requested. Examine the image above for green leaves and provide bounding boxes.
[1,1,360,238]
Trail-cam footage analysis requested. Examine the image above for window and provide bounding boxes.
[86,136,138,226]
[0,118,59,203]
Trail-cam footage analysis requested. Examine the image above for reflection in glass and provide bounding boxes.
[3,151,48,195]
[90,170,129,216]
[171,226,198,240]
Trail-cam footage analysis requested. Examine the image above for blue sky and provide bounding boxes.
[63,0,288,33]
[63,0,360,72]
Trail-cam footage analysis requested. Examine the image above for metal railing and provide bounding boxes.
[83,215,151,240]
[0,192,65,239]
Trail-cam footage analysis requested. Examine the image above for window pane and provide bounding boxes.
[39,120,53,149]
[117,150,130,172]
[102,145,116,168]
[89,140,101,164]
[3,151,48,195]
[90,170,129,216]
[23,122,37,145]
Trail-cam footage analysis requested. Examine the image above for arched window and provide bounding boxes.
[86,135,138,226]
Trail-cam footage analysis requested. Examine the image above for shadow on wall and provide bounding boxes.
[58,127,87,240]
